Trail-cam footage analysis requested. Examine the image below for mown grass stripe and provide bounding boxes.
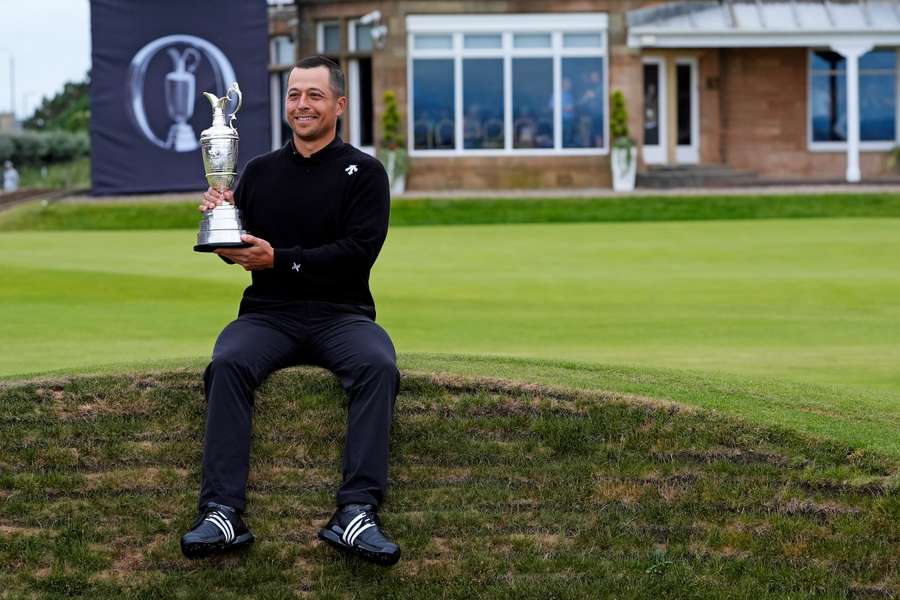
[2,192,900,231]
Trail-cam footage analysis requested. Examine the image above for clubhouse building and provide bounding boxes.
[267,0,900,189]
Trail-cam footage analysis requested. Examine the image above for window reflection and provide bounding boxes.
[513,58,553,148]
[413,59,455,150]
[811,49,896,143]
[463,59,504,149]
[562,58,604,148]
[860,51,896,141]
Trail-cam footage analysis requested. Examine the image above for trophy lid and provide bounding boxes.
[200,82,242,142]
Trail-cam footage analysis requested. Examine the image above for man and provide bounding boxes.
[179,56,401,566]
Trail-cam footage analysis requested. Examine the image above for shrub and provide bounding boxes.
[0,131,89,165]
[609,90,631,143]
[381,90,404,151]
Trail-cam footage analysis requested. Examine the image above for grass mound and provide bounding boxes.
[1,369,897,598]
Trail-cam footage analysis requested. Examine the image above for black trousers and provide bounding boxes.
[198,301,399,513]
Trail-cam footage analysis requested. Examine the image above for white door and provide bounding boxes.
[642,57,667,164]
[674,58,699,164]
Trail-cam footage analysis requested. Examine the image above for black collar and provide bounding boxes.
[284,135,345,164]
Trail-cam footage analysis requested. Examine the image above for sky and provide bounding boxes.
[0,0,91,118]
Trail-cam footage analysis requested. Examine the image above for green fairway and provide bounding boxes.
[2,218,898,388]
[2,217,899,455]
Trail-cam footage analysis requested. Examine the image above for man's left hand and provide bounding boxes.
[215,234,274,271]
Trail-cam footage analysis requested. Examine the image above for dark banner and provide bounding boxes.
[89,0,270,195]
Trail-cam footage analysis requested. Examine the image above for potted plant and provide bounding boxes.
[377,90,408,195]
[609,89,636,192]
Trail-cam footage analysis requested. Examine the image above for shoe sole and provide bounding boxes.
[181,532,255,559]
[317,528,400,566]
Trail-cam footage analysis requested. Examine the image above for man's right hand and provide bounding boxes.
[199,187,234,212]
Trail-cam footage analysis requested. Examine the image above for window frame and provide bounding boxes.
[316,20,341,54]
[406,13,609,157]
[807,47,900,152]
[269,35,295,67]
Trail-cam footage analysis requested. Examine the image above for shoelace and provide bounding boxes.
[341,511,376,546]
[203,509,235,543]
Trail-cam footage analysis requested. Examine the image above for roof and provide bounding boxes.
[628,0,900,48]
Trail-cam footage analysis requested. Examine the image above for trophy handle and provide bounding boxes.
[226,83,242,128]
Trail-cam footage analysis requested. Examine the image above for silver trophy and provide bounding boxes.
[194,82,250,252]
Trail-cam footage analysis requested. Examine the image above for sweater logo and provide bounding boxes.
[292,262,301,272]
[345,164,358,176]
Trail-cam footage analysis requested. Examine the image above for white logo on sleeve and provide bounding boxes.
[292,262,301,272]
[345,164,358,175]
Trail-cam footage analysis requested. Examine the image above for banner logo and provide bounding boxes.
[126,34,237,152]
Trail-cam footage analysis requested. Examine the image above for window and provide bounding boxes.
[464,59,504,148]
[412,59,455,150]
[318,21,340,54]
[352,22,374,52]
[270,35,294,66]
[513,58,554,148]
[562,57,605,149]
[407,13,608,155]
[810,48,898,146]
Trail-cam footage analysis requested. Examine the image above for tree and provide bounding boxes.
[23,72,91,133]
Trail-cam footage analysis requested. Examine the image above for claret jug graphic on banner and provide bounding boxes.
[89,0,269,195]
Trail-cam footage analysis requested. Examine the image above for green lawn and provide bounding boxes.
[1,217,898,456]
[2,201,899,596]
[2,191,900,231]
[2,218,898,390]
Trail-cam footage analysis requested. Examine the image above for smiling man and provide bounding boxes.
[179,56,401,566]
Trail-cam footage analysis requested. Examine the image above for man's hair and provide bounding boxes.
[295,55,346,97]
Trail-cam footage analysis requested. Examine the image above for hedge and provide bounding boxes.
[0,130,90,165]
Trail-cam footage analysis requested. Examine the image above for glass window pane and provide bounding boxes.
[463,59,504,149]
[271,36,295,65]
[355,23,374,52]
[860,49,896,71]
[563,33,603,48]
[413,59,455,150]
[811,50,845,72]
[513,58,553,149]
[414,34,453,50]
[513,33,552,49]
[643,64,660,146]
[464,34,502,49]
[811,73,847,141]
[562,58,604,148]
[676,64,692,146]
[861,72,896,141]
[322,23,340,53]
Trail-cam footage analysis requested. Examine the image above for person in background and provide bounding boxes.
[3,160,19,192]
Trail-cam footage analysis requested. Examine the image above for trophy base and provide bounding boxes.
[195,204,249,253]
[193,241,252,253]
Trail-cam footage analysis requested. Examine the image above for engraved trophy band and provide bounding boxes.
[194,82,250,252]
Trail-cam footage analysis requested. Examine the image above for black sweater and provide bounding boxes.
[231,135,390,311]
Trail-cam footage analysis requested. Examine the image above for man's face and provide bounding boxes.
[284,66,346,143]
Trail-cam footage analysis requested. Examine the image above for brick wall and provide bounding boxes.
[720,47,892,179]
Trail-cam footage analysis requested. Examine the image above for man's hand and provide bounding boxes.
[199,187,234,212]
[215,234,274,271]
